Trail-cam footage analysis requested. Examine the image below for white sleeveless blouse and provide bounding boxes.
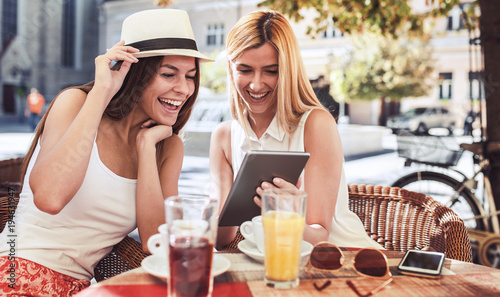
[0,140,137,279]
[231,110,381,248]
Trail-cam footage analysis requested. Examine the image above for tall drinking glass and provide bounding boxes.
[262,188,307,289]
[165,195,218,297]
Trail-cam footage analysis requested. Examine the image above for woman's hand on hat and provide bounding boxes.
[136,119,173,152]
[93,40,139,100]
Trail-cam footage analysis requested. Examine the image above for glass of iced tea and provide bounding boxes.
[262,188,307,289]
[165,195,218,297]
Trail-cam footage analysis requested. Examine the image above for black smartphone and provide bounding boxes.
[397,250,445,278]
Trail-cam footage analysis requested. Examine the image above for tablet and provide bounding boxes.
[218,150,310,227]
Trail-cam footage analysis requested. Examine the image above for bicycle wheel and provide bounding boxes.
[392,171,486,230]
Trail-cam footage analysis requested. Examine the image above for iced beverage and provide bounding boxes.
[263,211,305,282]
[165,196,218,297]
[169,237,213,297]
[262,188,307,289]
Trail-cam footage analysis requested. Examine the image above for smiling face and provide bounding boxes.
[139,55,197,126]
[230,42,279,117]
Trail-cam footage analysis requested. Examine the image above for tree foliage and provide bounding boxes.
[258,0,474,105]
[258,0,463,38]
[200,51,228,94]
[335,33,435,102]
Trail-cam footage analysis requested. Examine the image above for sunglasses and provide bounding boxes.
[304,242,393,296]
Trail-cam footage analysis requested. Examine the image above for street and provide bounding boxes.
[1,117,478,194]
[1,118,478,246]
[0,117,409,194]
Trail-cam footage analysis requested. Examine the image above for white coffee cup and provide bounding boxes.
[147,223,168,258]
[240,216,265,253]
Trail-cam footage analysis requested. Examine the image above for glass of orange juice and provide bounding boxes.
[262,188,307,289]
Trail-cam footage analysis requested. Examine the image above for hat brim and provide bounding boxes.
[133,49,214,63]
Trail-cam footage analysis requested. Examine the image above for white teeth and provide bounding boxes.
[159,98,182,106]
[249,92,267,99]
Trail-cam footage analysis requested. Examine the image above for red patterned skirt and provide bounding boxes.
[0,256,90,296]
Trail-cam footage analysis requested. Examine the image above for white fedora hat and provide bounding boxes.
[121,9,213,62]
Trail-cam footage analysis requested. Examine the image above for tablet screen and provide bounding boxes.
[218,151,310,226]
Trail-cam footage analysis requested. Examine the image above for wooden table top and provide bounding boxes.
[75,249,500,297]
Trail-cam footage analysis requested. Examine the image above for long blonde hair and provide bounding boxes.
[226,10,325,135]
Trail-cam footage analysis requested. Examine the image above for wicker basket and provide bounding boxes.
[396,134,463,166]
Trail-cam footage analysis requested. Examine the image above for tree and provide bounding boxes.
[260,0,500,221]
[259,0,460,37]
[336,33,435,125]
[199,51,228,94]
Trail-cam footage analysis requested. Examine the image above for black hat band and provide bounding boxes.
[127,37,198,51]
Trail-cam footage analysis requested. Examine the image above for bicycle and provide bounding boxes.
[391,131,500,268]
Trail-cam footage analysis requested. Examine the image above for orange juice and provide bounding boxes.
[262,211,305,281]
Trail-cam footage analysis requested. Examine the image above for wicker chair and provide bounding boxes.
[93,235,148,282]
[0,195,19,233]
[0,194,148,282]
[348,184,472,262]
[0,157,23,197]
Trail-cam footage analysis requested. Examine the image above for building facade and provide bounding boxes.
[1,0,478,127]
[0,0,99,119]
[99,0,476,126]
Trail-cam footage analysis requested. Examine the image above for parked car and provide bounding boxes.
[387,107,456,135]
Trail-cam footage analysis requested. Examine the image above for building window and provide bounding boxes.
[439,72,453,100]
[206,24,224,46]
[1,0,17,49]
[322,23,344,38]
[61,0,76,67]
[469,71,484,100]
[447,4,470,31]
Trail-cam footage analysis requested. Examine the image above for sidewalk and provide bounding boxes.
[0,115,409,187]
[0,119,405,247]
[0,115,32,133]
[0,122,403,192]
[3,119,477,212]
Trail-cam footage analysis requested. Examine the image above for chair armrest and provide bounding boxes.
[94,235,149,282]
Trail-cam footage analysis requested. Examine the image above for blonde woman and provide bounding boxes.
[0,9,212,296]
[210,10,381,250]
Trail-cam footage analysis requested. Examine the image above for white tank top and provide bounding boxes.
[231,110,381,248]
[0,140,137,279]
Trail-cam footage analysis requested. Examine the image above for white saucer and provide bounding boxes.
[141,253,230,280]
[238,239,313,263]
